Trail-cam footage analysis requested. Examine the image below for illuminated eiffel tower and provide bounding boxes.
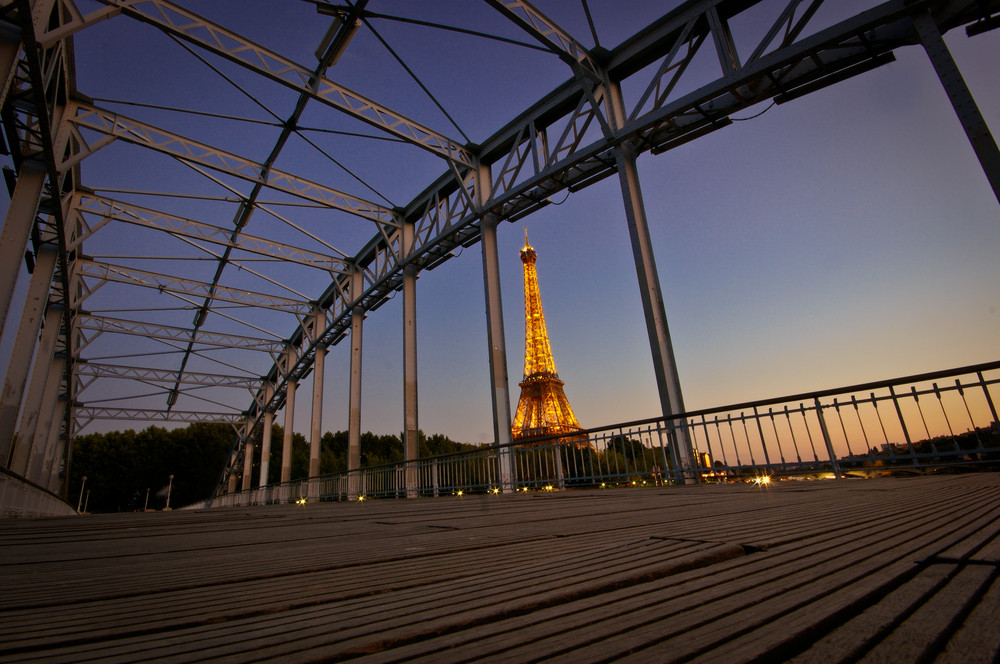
[511,231,586,443]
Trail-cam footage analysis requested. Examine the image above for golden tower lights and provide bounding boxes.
[511,231,586,443]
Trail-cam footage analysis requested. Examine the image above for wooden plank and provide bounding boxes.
[0,475,997,664]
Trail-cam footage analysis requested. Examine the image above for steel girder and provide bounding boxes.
[1,0,997,494]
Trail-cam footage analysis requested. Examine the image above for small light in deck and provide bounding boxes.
[456,490,464,497]
[357,495,366,502]
[490,487,500,495]
[295,497,307,505]
[544,485,554,492]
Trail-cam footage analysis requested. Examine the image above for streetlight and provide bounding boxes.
[165,474,174,510]
[76,476,87,513]
[143,487,150,512]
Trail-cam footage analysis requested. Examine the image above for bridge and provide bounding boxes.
[0,1,999,659]
[0,0,997,513]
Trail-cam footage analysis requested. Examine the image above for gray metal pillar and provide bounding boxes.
[281,379,296,484]
[480,211,515,492]
[227,462,238,495]
[348,269,363,500]
[614,140,695,477]
[913,11,1000,206]
[0,161,45,330]
[402,223,419,498]
[0,244,57,466]
[26,351,63,483]
[308,343,326,498]
[241,435,254,492]
[258,410,273,488]
[257,381,274,488]
[46,412,66,495]
[8,303,61,475]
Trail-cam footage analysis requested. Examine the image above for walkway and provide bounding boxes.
[1,473,999,663]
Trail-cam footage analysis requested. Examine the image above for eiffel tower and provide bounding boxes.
[511,231,586,444]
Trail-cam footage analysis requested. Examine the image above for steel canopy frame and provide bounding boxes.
[0,0,996,497]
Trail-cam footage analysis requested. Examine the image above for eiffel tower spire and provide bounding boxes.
[511,230,585,441]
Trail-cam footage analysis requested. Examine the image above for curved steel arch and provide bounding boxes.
[0,0,996,498]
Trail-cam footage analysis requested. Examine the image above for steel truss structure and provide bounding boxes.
[0,0,997,500]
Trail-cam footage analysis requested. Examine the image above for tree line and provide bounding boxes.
[69,423,479,513]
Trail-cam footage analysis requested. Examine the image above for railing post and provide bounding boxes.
[553,443,565,489]
[977,371,998,425]
[889,385,919,466]
[814,398,842,479]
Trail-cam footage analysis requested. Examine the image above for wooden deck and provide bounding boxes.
[1,473,999,663]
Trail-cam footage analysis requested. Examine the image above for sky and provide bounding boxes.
[1,0,998,447]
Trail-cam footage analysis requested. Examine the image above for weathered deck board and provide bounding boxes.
[1,474,998,663]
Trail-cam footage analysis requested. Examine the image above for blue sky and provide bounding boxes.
[1,1,997,445]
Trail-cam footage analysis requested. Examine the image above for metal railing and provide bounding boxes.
[198,361,1000,508]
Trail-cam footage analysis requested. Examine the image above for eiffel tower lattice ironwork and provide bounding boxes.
[511,231,587,444]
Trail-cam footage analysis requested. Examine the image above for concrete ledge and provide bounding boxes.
[0,469,75,518]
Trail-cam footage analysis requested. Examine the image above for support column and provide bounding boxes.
[258,382,274,488]
[240,427,254,493]
[308,343,326,498]
[227,460,238,495]
[258,411,273,488]
[281,379,296,484]
[602,79,694,480]
[0,244,57,466]
[913,11,1000,206]
[348,268,363,500]
[9,303,60,474]
[478,166,514,492]
[26,352,63,483]
[402,224,419,498]
[0,161,45,330]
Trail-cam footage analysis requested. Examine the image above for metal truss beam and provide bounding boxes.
[76,362,259,389]
[75,314,284,352]
[64,0,474,168]
[73,406,242,424]
[64,102,399,228]
[68,192,353,275]
[73,259,315,314]
[484,0,600,80]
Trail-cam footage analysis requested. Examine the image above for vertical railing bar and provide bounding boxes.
[932,382,960,453]
[889,384,919,466]
[740,412,758,468]
[799,403,821,463]
[700,414,720,479]
[850,395,872,458]
[912,386,932,441]
[956,379,985,452]
[767,407,788,467]
[782,405,803,465]
[712,415,730,468]
[726,414,743,469]
[976,370,999,424]
[814,397,841,479]
[833,398,857,459]
[752,406,772,470]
